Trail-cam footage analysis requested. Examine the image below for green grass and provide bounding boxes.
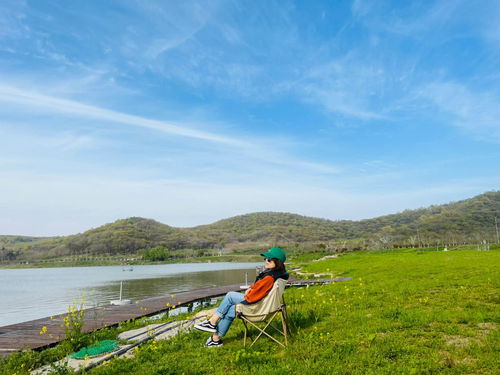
[0,309,205,375]
[91,249,500,374]
[1,249,498,374]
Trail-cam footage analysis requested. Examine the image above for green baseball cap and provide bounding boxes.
[260,247,286,262]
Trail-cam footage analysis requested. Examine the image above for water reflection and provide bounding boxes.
[91,269,255,304]
[0,263,259,326]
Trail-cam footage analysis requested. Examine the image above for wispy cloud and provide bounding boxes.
[287,57,391,121]
[0,0,29,38]
[384,0,462,36]
[0,84,247,146]
[42,132,98,152]
[352,0,500,48]
[0,83,341,180]
[352,0,462,36]
[417,81,500,142]
[126,1,215,60]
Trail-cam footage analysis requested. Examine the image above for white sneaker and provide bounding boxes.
[194,320,217,333]
[205,336,223,348]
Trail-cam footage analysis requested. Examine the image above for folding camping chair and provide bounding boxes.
[235,278,290,347]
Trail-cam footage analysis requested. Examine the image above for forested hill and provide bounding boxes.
[1,191,498,260]
[191,191,499,244]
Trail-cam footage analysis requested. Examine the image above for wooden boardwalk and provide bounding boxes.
[0,277,351,357]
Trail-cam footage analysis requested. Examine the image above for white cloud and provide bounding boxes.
[0,0,29,38]
[0,82,341,180]
[417,81,500,142]
[120,1,217,61]
[42,133,97,152]
[288,58,390,120]
[388,0,462,36]
[352,0,463,36]
[0,84,247,146]
[141,15,208,59]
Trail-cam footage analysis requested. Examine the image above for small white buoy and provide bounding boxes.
[111,281,132,305]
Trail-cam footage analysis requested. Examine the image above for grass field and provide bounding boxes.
[1,248,498,374]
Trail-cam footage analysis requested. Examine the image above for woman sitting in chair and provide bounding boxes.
[194,247,288,347]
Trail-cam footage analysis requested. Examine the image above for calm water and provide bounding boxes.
[0,262,259,327]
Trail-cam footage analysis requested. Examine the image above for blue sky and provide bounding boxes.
[1,0,499,236]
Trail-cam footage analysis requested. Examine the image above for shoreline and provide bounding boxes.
[0,254,262,270]
[0,276,344,358]
[0,283,244,357]
[0,261,263,328]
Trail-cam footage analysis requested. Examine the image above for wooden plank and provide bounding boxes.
[0,278,351,357]
[0,283,242,357]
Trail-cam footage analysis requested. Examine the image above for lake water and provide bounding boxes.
[0,262,259,327]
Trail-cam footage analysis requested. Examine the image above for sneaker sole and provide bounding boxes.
[194,325,217,333]
[205,344,223,348]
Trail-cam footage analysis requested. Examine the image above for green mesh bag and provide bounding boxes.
[70,340,119,359]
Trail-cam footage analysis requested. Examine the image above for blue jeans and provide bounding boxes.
[215,291,245,337]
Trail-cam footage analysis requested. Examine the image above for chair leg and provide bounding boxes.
[281,311,288,346]
[266,311,288,346]
[241,319,249,347]
[282,305,291,338]
[245,311,287,347]
[239,308,290,347]
[252,326,286,347]
[249,316,275,347]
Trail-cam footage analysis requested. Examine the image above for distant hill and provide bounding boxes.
[0,235,59,261]
[1,191,498,261]
[191,191,499,246]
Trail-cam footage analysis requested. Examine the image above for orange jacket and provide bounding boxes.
[244,275,275,303]
[243,270,289,304]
